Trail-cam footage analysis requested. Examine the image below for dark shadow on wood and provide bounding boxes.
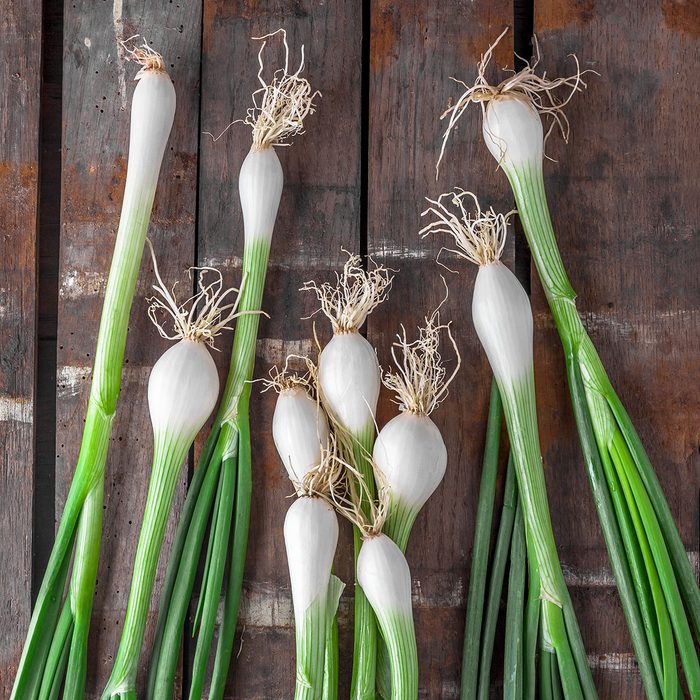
[33,0,63,603]
[513,0,534,293]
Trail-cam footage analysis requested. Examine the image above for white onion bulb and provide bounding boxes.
[148,339,219,441]
[357,533,413,615]
[239,146,284,244]
[472,260,533,388]
[318,332,380,434]
[272,387,330,488]
[483,95,544,170]
[284,496,339,629]
[373,412,447,512]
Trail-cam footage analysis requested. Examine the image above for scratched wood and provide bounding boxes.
[532,2,700,697]
[57,2,201,696]
[0,2,42,695]
[195,1,363,696]
[366,2,514,697]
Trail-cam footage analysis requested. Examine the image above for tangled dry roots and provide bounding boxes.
[383,301,461,416]
[248,28,320,149]
[436,27,593,175]
[301,251,394,334]
[120,36,166,77]
[419,189,514,267]
[145,240,249,347]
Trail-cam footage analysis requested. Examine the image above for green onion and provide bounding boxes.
[302,252,393,700]
[459,380,502,700]
[437,31,699,698]
[101,246,246,698]
[421,192,597,699]
[373,309,460,697]
[11,44,175,700]
[357,534,418,700]
[268,364,344,700]
[147,30,319,700]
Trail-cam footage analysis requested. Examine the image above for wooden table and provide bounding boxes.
[1,1,697,697]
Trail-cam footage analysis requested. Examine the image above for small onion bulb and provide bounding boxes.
[373,412,447,513]
[272,386,330,488]
[284,496,339,629]
[483,95,544,170]
[472,260,533,388]
[148,339,219,442]
[318,332,380,435]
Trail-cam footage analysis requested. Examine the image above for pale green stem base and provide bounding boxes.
[293,577,344,700]
[102,433,190,699]
[377,497,418,699]
[351,424,380,700]
[374,610,418,700]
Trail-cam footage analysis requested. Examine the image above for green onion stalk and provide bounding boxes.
[372,310,460,698]
[302,253,394,700]
[421,192,598,699]
[269,364,346,699]
[437,31,700,699]
[459,380,503,700]
[11,46,175,700]
[333,464,419,700]
[146,30,320,699]
[101,248,247,698]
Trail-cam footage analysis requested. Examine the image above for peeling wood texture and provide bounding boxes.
[0,2,42,695]
[0,1,698,698]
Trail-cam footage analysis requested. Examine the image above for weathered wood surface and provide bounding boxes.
[533,2,700,698]
[0,1,42,695]
[1,1,698,698]
[57,1,201,695]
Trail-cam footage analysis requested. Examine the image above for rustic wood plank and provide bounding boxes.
[0,2,42,694]
[367,2,513,697]
[533,2,700,697]
[57,2,201,695]
[196,1,363,696]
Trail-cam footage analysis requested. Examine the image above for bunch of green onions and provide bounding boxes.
[146,30,319,699]
[101,248,247,699]
[303,262,460,699]
[301,253,393,699]
[421,192,597,698]
[268,363,345,700]
[11,44,176,700]
[372,306,460,699]
[437,31,699,699]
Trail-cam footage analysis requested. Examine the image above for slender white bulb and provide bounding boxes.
[483,95,544,170]
[472,260,533,388]
[127,69,176,191]
[284,496,339,629]
[272,387,330,489]
[358,534,413,615]
[318,332,380,434]
[148,339,219,441]
[239,146,284,244]
[373,413,447,512]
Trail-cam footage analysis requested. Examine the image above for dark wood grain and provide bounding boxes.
[532,2,700,697]
[0,2,42,694]
[57,2,201,695]
[195,1,363,696]
[366,2,514,697]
